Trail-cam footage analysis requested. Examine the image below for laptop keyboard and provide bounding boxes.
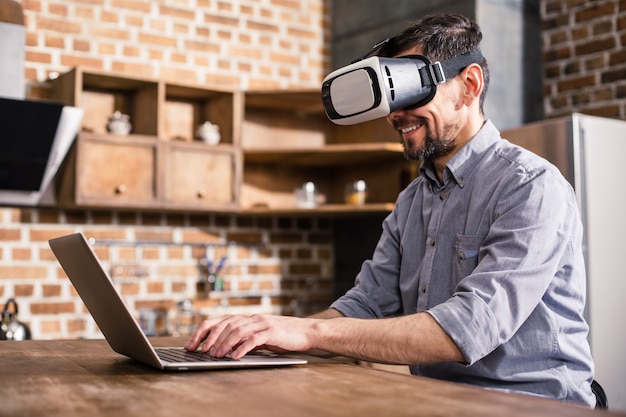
[155,348,233,363]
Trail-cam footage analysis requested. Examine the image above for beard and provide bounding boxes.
[395,117,457,162]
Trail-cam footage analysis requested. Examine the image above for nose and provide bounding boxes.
[386,108,407,125]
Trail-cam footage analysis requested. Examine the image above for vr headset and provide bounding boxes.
[321,45,483,125]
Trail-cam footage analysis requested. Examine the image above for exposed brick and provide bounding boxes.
[203,13,239,26]
[593,19,614,35]
[609,49,626,65]
[110,0,151,13]
[575,3,617,23]
[14,285,35,296]
[36,17,81,34]
[225,231,263,244]
[0,228,21,240]
[85,228,127,241]
[43,284,62,297]
[30,302,75,314]
[0,266,47,279]
[229,296,262,307]
[45,34,65,48]
[67,319,87,332]
[602,67,626,83]
[48,3,67,17]
[65,210,89,224]
[40,320,62,334]
[246,20,280,33]
[60,53,104,69]
[550,95,570,109]
[36,209,62,223]
[544,46,571,62]
[147,281,165,293]
[289,263,321,275]
[557,74,597,92]
[110,61,154,78]
[157,264,198,277]
[101,10,119,24]
[269,232,303,244]
[11,248,32,261]
[579,105,621,118]
[270,0,300,10]
[159,5,195,20]
[119,282,140,295]
[574,37,616,56]
[25,50,52,64]
[73,39,90,52]
[89,26,131,41]
[135,229,175,242]
[585,55,607,70]
[571,25,591,41]
[181,229,221,244]
[125,15,143,27]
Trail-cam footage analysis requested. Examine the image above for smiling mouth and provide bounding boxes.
[400,121,424,134]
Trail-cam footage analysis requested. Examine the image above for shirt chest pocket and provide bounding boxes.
[453,234,486,284]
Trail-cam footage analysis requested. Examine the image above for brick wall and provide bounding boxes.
[20,0,330,94]
[0,207,334,339]
[542,0,626,119]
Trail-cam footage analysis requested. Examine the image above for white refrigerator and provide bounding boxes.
[502,113,626,411]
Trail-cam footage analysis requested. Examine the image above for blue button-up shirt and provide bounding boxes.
[331,120,595,406]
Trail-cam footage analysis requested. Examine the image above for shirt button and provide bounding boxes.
[430,239,436,247]
[421,286,427,293]
[439,192,447,200]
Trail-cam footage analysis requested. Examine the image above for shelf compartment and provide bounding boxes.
[242,90,396,149]
[50,67,159,136]
[162,83,240,145]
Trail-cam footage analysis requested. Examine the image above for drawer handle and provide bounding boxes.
[197,189,207,199]
[115,184,127,195]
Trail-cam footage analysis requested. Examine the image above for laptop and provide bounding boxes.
[49,232,307,370]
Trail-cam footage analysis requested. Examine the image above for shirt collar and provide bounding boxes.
[419,120,500,189]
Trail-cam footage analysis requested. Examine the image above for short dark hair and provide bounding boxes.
[378,13,489,114]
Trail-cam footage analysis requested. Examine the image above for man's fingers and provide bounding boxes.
[211,315,270,358]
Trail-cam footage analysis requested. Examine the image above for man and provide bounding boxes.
[185,13,595,407]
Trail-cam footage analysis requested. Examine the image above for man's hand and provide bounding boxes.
[184,314,316,359]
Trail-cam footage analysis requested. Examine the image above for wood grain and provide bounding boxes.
[0,338,620,417]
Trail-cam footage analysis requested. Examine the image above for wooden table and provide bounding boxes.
[1,337,622,417]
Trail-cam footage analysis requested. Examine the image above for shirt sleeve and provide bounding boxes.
[427,165,582,365]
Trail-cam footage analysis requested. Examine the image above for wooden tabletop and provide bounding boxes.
[1,337,622,417]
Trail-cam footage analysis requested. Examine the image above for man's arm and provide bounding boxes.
[185,311,464,365]
[311,312,464,365]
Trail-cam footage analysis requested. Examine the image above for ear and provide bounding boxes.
[460,63,483,107]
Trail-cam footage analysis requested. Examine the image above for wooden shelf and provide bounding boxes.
[243,143,404,166]
[240,203,396,216]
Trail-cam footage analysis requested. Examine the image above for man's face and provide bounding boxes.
[385,46,467,162]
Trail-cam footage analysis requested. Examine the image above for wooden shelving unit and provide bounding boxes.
[49,67,413,214]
